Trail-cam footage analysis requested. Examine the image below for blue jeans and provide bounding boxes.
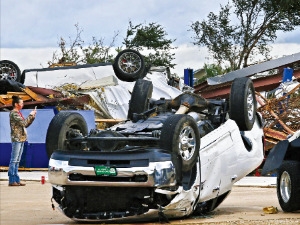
[8,142,25,184]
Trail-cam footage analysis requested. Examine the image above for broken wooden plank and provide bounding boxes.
[21,87,48,101]
[2,95,32,102]
[6,91,26,97]
[0,96,10,105]
[0,91,33,104]
[95,118,124,123]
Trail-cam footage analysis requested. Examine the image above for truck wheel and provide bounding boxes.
[127,79,153,120]
[160,114,200,173]
[229,77,257,131]
[46,112,88,158]
[0,79,25,94]
[0,60,21,82]
[113,49,145,82]
[277,160,300,212]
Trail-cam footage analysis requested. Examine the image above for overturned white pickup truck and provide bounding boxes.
[47,49,264,223]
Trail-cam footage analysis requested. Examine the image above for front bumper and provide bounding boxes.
[48,149,177,188]
[48,149,187,222]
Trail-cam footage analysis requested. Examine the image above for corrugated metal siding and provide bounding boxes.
[207,52,300,85]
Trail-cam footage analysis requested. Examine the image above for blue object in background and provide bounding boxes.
[276,67,294,128]
[43,105,59,115]
[66,110,96,132]
[0,143,12,166]
[184,68,194,87]
[0,109,55,168]
[0,109,95,168]
[282,68,293,82]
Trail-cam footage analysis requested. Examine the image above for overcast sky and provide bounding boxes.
[1,0,300,76]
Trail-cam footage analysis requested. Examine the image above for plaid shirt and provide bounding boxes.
[10,110,35,142]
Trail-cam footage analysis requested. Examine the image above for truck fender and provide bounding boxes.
[261,140,289,175]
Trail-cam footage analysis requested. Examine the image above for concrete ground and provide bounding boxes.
[0,171,277,186]
[0,172,299,225]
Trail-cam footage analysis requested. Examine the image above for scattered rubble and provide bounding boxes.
[1,52,300,146]
[257,81,300,150]
[0,60,182,130]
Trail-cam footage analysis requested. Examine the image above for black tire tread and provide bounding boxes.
[46,112,88,158]
[128,79,153,120]
[229,77,257,131]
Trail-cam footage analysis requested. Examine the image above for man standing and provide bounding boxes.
[8,95,36,186]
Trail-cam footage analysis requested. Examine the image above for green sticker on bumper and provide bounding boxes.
[94,165,117,176]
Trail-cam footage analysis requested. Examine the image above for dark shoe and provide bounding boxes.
[8,182,20,186]
[17,182,26,186]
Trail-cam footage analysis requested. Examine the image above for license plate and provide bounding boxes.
[94,165,117,176]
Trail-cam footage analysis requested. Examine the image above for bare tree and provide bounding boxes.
[49,23,118,66]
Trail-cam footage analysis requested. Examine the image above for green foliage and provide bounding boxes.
[196,63,230,84]
[190,0,300,71]
[123,21,177,68]
[81,35,118,64]
[204,63,228,78]
[50,22,176,69]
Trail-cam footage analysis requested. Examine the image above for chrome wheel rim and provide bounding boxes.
[178,126,196,161]
[246,87,254,121]
[118,52,142,74]
[0,62,18,81]
[280,171,291,203]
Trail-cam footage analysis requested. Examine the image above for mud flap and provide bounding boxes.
[261,140,289,175]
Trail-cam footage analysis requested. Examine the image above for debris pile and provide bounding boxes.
[257,82,300,150]
[0,82,89,111]
[0,62,182,130]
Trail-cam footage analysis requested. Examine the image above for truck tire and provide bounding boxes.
[0,79,25,94]
[113,49,145,82]
[0,60,21,82]
[160,114,200,173]
[127,79,153,120]
[229,77,257,131]
[277,160,300,212]
[46,112,88,158]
